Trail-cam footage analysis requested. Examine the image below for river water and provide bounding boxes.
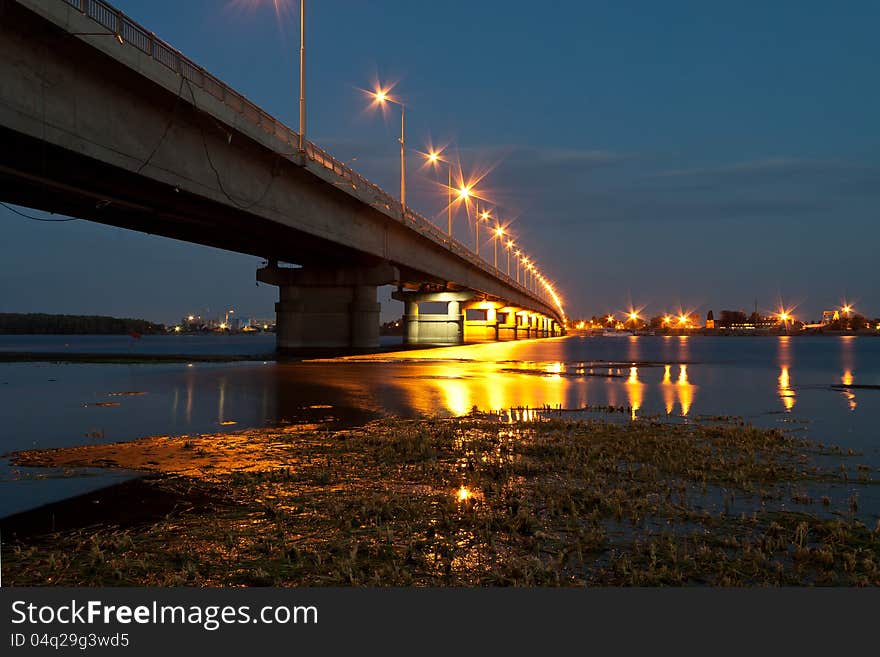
[1,334,878,517]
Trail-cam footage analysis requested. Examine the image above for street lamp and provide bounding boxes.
[777,309,793,333]
[298,0,306,151]
[248,1,307,151]
[493,225,505,270]
[475,207,491,258]
[424,148,454,236]
[841,303,854,329]
[368,86,407,214]
[506,240,514,277]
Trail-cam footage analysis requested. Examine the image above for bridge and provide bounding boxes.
[0,0,567,352]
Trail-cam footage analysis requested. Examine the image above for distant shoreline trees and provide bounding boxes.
[0,313,165,335]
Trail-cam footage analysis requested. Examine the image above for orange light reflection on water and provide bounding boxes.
[840,336,857,411]
[677,365,694,416]
[662,364,675,415]
[778,366,795,411]
[625,366,642,419]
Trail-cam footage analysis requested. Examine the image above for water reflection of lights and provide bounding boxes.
[508,407,539,423]
[840,337,856,411]
[778,366,795,411]
[662,364,675,415]
[218,376,227,424]
[677,365,694,416]
[841,370,857,411]
[436,373,472,417]
[625,366,642,419]
[185,371,194,424]
[401,360,570,416]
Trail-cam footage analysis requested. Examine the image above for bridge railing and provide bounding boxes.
[58,0,560,317]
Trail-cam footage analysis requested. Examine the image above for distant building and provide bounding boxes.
[706,310,715,329]
[716,310,777,331]
[181,314,203,329]
[248,318,275,331]
[822,310,840,325]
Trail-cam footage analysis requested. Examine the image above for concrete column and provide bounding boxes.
[350,285,381,350]
[447,300,464,344]
[258,263,397,353]
[463,301,500,343]
[392,290,471,346]
[403,299,420,344]
[497,307,519,341]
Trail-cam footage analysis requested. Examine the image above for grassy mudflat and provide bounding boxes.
[4,414,879,586]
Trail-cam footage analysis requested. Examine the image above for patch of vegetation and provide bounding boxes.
[0,313,164,335]
[3,416,878,586]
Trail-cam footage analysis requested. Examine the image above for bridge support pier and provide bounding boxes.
[392,290,472,345]
[497,307,520,341]
[463,301,501,343]
[258,263,397,353]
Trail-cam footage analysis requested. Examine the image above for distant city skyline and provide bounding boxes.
[2,0,878,324]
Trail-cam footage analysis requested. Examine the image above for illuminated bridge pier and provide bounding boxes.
[258,262,397,352]
[393,290,562,346]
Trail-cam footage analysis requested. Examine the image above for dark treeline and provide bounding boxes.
[0,313,165,335]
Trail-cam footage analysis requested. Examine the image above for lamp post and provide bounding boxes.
[369,88,406,215]
[475,207,490,258]
[246,1,307,151]
[298,0,306,151]
[425,150,453,236]
[493,226,505,270]
[506,240,514,277]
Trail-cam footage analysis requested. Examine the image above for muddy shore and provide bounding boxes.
[2,414,879,586]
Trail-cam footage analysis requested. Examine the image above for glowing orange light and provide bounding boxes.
[494,226,505,237]
[457,185,472,201]
[456,486,472,502]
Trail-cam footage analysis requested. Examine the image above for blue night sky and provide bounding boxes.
[2,0,878,324]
